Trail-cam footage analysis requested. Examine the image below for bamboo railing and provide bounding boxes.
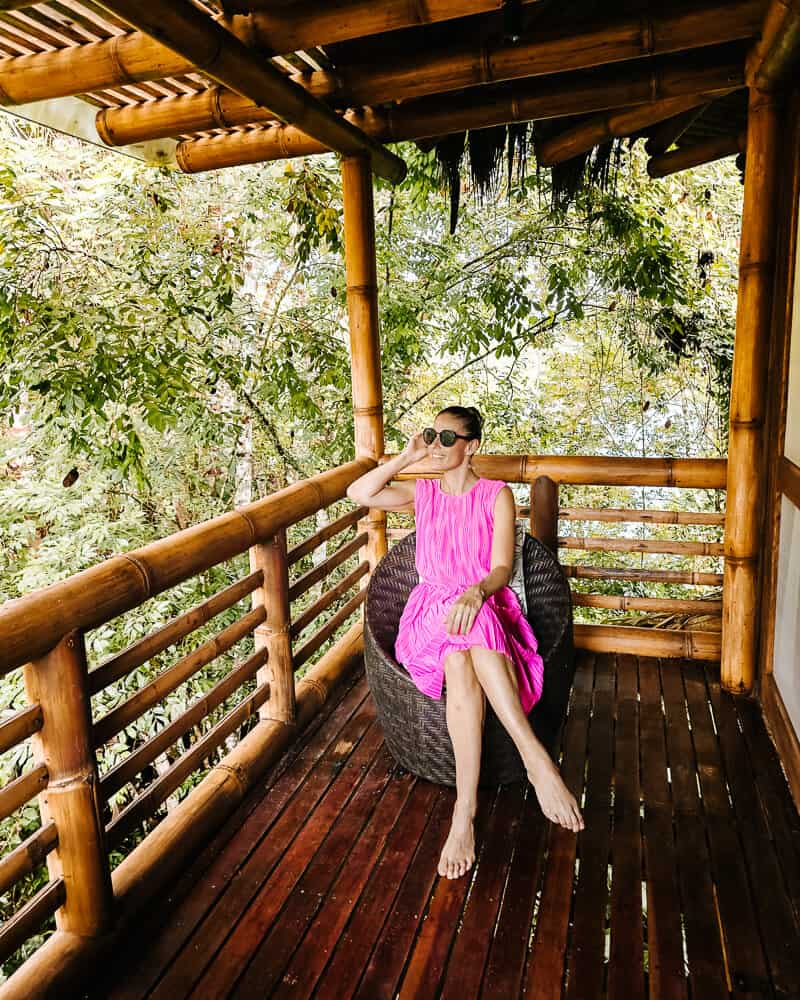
[387,453,726,661]
[0,460,374,995]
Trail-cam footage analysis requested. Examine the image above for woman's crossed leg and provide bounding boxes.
[438,646,584,880]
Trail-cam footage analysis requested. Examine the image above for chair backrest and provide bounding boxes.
[365,531,572,663]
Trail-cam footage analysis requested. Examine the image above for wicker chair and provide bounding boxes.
[363,531,575,786]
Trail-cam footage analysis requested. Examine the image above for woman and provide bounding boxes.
[347,405,583,881]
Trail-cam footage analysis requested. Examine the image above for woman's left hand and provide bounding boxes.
[444,585,485,635]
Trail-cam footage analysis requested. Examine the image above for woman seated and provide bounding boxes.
[347,405,583,881]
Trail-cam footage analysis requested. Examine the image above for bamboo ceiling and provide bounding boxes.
[0,0,768,182]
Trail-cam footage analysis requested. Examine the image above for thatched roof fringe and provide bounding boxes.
[435,131,467,235]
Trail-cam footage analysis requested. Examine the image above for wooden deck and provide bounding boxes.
[95,653,800,1000]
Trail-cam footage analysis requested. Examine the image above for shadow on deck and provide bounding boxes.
[93,653,800,1000]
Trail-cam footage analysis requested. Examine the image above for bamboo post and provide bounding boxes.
[721,85,784,694]
[250,529,295,723]
[341,154,388,579]
[530,475,559,556]
[23,632,113,936]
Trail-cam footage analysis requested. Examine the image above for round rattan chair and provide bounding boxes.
[363,531,575,786]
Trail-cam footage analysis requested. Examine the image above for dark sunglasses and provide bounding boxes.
[422,427,474,447]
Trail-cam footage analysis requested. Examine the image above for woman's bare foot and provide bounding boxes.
[438,803,476,879]
[526,750,584,832]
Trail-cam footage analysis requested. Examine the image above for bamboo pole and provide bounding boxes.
[531,476,559,554]
[392,454,727,487]
[0,704,43,756]
[0,765,48,824]
[292,589,366,669]
[559,536,724,556]
[290,561,370,638]
[558,506,725,525]
[537,92,736,166]
[0,458,372,675]
[564,565,723,585]
[644,102,711,155]
[0,880,66,968]
[94,0,406,183]
[288,532,368,601]
[722,85,784,694]
[0,822,58,898]
[106,36,746,151]
[341,154,388,578]
[250,529,295,723]
[747,0,800,91]
[574,623,721,660]
[571,594,723,613]
[228,0,537,25]
[647,132,746,178]
[23,632,113,936]
[287,506,367,566]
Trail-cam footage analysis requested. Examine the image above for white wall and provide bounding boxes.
[773,189,800,738]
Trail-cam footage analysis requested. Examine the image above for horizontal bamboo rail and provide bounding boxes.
[648,131,746,178]
[0,764,48,823]
[107,680,272,848]
[94,0,406,183]
[0,879,65,968]
[100,647,269,801]
[563,565,724,585]
[293,590,367,670]
[557,506,725,525]
[0,703,43,755]
[571,594,723,613]
[87,570,263,695]
[0,822,58,897]
[92,605,265,748]
[290,562,370,639]
[0,458,371,675]
[288,531,368,601]
[558,536,724,556]
[574,624,721,660]
[537,91,738,167]
[393,454,727,488]
[287,507,367,566]
[99,1,758,148]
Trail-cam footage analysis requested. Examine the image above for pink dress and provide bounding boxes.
[394,477,544,714]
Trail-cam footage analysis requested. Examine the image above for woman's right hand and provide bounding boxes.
[399,430,429,466]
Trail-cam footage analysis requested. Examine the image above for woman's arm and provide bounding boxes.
[444,486,516,635]
[345,432,428,512]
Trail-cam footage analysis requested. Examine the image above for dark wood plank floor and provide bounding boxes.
[93,653,800,1000]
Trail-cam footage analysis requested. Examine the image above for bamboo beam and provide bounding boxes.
[94,0,406,183]
[0,458,372,675]
[293,1,762,109]
[101,16,750,148]
[250,529,294,723]
[537,92,736,166]
[573,623,721,660]
[87,569,263,695]
[174,55,745,172]
[722,85,784,694]
[644,102,711,155]
[559,506,725,525]
[564,565,723,585]
[225,0,536,23]
[559,536,724,556]
[392,454,728,488]
[342,154,388,575]
[571,594,723,613]
[647,131,746,178]
[23,633,112,936]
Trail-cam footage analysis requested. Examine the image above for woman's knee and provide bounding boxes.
[444,650,482,698]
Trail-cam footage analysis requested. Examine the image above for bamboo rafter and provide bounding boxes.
[92,0,406,182]
[648,131,746,177]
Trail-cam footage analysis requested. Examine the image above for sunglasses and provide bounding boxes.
[422,427,474,447]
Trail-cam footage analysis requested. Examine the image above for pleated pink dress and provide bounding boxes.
[394,477,544,714]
